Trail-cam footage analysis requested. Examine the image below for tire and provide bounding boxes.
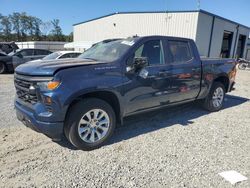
[0,62,6,74]
[238,63,247,70]
[64,98,116,150]
[202,82,225,112]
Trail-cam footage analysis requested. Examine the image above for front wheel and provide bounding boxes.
[202,82,225,112]
[64,98,116,150]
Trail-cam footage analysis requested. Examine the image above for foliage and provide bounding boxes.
[0,12,72,42]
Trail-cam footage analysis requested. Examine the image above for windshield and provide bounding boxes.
[78,39,135,62]
[42,52,61,60]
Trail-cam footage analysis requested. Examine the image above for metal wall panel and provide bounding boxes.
[195,12,213,57]
[196,13,250,58]
[236,27,250,58]
[246,49,250,60]
[74,12,199,43]
[246,40,250,60]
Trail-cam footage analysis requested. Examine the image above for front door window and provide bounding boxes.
[134,40,165,65]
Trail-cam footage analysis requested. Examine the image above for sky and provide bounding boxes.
[0,0,250,34]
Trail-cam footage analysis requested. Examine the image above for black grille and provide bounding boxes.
[14,75,38,104]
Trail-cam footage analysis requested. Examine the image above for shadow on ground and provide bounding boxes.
[56,94,249,150]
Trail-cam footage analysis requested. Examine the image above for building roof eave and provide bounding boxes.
[73,9,250,30]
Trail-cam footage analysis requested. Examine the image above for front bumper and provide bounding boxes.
[15,101,64,140]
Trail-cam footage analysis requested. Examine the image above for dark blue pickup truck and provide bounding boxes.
[14,36,237,150]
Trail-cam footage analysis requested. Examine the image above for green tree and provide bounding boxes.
[0,13,3,33]
[0,15,12,41]
[0,12,72,42]
[20,12,30,40]
[10,12,21,41]
[50,19,63,41]
[40,21,52,41]
[65,32,73,42]
[33,17,42,40]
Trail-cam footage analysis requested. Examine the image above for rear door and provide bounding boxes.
[166,39,201,102]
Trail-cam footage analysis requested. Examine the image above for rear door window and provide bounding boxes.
[168,40,193,63]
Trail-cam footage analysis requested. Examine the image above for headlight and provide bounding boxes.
[37,81,60,91]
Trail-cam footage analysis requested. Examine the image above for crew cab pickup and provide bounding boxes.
[14,36,237,150]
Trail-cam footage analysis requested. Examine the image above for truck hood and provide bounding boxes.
[15,58,106,76]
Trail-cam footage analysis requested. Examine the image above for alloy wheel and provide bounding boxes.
[212,87,224,108]
[78,109,110,143]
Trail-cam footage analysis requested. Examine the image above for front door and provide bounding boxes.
[123,39,171,115]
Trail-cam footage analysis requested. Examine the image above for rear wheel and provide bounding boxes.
[202,82,225,112]
[64,98,116,150]
[0,62,6,74]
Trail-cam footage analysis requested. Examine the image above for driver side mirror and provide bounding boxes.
[126,57,149,73]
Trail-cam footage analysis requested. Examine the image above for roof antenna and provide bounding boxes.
[197,0,201,10]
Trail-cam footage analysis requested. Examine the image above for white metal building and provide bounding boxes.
[73,10,250,58]
[246,39,250,60]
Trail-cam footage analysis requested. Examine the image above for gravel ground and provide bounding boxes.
[0,70,249,188]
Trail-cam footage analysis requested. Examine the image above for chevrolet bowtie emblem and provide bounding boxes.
[29,85,35,90]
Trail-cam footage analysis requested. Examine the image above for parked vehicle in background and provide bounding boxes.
[0,49,52,73]
[14,36,237,150]
[0,42,19,54]
[30,51,82,63]
[238,58,250,70]
[10,49,52,69]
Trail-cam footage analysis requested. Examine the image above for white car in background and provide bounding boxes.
[30,51,82,62]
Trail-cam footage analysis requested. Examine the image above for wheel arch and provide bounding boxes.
[213,74,230,92]
[65,90,123,125]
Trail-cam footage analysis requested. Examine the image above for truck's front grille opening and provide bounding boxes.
[14,75,38,104]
